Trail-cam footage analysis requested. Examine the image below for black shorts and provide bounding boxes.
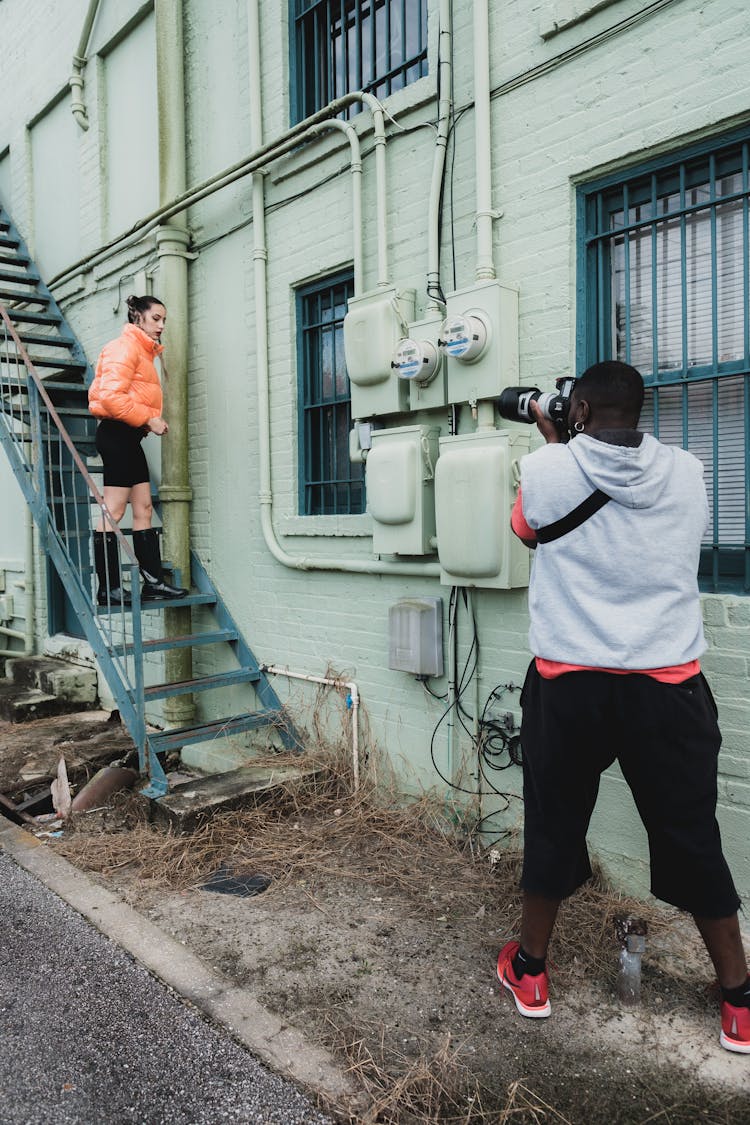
[519,661,740,918]
[95,419,150,488]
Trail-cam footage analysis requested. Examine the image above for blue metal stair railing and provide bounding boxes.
[0,201,297,799]
[0,304,159,788]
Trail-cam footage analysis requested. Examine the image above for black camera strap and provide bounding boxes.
[535,489,611,544]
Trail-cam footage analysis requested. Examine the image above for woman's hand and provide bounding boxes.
[146,417,169,436]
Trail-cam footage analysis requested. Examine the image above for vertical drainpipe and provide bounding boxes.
[154,0,194,724]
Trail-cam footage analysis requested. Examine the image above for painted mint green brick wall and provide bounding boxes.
[0,0,749,907]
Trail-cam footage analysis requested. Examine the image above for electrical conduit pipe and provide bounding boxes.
[247,0,440,577]
[426,0,453,313]
[306,120,364,295]
[473,0,497,282]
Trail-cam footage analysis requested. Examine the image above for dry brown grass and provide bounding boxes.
[324,1012,575,1125]
[53,734,669,985]
[50,732,678,1124]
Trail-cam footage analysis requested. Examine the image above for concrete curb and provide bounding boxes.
[0,824,356,1108]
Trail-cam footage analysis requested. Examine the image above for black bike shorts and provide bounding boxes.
[95,419,150,488]
[519,661,740,919]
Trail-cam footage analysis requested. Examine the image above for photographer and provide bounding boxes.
[497,360,749,1054]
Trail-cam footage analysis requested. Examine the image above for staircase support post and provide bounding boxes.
[155,0,194,727]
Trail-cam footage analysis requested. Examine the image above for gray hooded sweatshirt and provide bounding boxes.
[520,432,708,669]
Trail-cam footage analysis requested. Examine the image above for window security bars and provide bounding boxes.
[292,0,428,121]
[298,274,365,515]
[581,135,750,588]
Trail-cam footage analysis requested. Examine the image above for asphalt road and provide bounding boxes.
[0,850,333,1125]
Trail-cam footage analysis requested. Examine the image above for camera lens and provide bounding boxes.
[498,387,541,423]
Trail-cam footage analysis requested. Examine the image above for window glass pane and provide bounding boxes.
[292,0,427,122]
[586,134,750,582]
[298,274,365,515]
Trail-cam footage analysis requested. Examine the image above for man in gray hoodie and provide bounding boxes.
[497,360,750,1054]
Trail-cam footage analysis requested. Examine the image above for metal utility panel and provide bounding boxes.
[434,429,531,588]
[404,314,447,411]
[388,597,443,677]
[343,286,416,417]
[444,280,519,405]
[366,425,439,555]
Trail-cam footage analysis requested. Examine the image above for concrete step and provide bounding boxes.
[0,682,88,724]
[153,762,318,833]
[3,656,98,709]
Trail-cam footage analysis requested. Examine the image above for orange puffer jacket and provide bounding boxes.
[88,323,164,428]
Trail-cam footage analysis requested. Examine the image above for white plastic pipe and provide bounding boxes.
[426,0,453,312]
[262,664,361,792]
[50,91,389,291]
[69,0,103,130]
[247,0,440,578]
[307,120,364,296]
[473,0,496,281]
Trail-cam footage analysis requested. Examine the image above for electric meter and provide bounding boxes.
[392,338,441,385]
[439,313,488,363]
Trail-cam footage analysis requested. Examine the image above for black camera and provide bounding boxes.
[498,376,577,429]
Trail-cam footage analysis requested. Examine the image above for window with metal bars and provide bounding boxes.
[290,0,428,123]
[297,272,365,516]
[578,130,750,590]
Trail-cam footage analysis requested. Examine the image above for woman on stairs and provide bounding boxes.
[88,294,188,606]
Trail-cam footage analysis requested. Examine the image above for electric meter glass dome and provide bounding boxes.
[392,338,440,384]
[440,313,487,362]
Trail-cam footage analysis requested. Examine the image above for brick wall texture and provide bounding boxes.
[0,0,749,902]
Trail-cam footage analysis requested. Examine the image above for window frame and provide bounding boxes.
[576,127,750,592]
[289,0,428,124]
[296,270,365,517]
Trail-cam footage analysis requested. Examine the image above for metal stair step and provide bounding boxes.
[2,309,61,325]
[144,667,260,701]
[0,250,29,266]
[0,269,40,286]
[0,288,49,306]
[95,591,218,614]
[0,353,85,372]
[117,628,239,655]
[0,235,20,249]
[149,711,285,753]
[16,332,76,349]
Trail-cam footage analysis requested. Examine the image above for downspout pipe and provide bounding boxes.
[23,507,34,655]
[248,1,438,577]
[473,0,497,281]
[426,0,453,313]
[69,0,103,131]
[154,0,194,724]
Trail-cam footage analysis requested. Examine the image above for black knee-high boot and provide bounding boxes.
[93,531,131,606]
[132,528,189,601]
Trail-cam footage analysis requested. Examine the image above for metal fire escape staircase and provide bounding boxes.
[0,203,294,798]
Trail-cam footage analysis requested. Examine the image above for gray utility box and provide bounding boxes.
[388,596,443,677]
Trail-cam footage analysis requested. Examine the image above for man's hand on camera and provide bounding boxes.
[530,400,562,443]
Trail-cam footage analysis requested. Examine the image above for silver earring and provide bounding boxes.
[574,420,585,432]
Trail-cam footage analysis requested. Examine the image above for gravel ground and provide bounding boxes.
[0,851,332,1125]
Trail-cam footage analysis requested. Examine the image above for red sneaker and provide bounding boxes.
[720,1000,750,1053]
[497,941,551,1018]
